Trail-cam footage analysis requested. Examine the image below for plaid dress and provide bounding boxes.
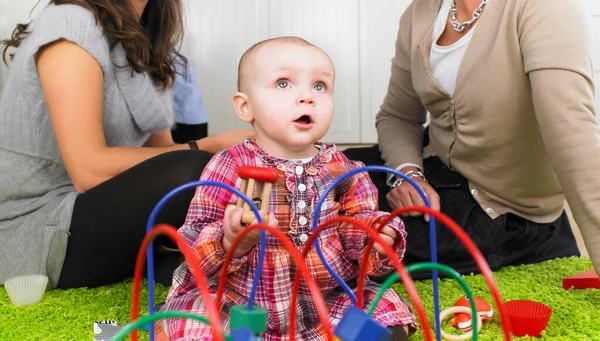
[157,139,415,340]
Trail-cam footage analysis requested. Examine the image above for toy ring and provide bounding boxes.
[439,306,483,341]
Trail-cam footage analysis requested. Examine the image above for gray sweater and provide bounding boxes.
[0,4,174,288]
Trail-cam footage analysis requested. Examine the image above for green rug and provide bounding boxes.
[0,257,598,340]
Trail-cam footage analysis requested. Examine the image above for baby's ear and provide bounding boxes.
[232,92,254,123]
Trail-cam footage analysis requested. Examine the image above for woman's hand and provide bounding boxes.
[386,167,440,222]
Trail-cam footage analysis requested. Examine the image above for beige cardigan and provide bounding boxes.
[376,0,599,274]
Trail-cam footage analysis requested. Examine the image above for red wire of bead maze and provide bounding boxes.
[130,224,225,341]
[214,222,335,339]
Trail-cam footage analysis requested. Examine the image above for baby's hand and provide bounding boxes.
[222,205,278,258]
[373,225,397,256]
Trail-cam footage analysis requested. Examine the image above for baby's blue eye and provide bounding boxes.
[314,83,325,91]
[277,80,289,89]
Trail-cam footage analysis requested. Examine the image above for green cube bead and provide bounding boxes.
[230,305,268,335]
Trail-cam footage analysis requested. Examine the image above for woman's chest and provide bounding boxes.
[100,45,174,147]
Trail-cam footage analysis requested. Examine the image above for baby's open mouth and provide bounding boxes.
[294,115,312,124]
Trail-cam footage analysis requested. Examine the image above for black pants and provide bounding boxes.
[57,150,213,289]
[171,123,208,144]
[342,145,580,280]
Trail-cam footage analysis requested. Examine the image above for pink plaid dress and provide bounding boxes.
[157,139,415,340]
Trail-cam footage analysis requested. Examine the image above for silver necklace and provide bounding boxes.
[450,0,489,33]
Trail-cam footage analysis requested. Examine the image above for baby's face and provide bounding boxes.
[245,43,335,158]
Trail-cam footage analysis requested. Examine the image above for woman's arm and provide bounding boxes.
[38,40,245,192]
[520,0,600,276]
[143,129,176,148]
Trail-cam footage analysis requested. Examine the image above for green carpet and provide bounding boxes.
[0,257,598,340]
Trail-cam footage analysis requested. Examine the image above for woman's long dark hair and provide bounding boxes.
[1,0,186,90]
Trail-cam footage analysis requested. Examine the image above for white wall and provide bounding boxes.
[1,0,599,143]
[358,0,412,143]
[180,0,371,143]
[0,0,47,89]
[179,0,416,143]
[184,0,600,143]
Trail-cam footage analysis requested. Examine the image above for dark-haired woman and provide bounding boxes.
[0,0,253,289]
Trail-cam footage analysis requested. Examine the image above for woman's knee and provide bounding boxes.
[148,150,214,182]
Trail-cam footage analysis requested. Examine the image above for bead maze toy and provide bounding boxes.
[111,165,517,341]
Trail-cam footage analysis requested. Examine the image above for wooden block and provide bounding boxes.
[562,269,600,290]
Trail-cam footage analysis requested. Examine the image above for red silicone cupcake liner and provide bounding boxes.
[503,300,552,337]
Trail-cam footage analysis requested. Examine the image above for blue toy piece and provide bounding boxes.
[229,327,259,341]
[334,306,392,341]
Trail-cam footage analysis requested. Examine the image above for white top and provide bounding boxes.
[429,0,478,97]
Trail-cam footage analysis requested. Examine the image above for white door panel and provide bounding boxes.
[358,0,412,143]
[181,0,262,136]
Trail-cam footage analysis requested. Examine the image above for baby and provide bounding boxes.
[159,36,415,341]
